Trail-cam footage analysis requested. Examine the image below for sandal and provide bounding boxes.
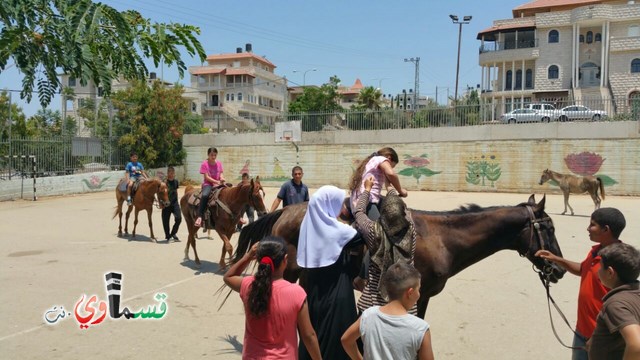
[194,217,203,228]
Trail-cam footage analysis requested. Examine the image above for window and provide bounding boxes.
[68,77,76,87]
[632,58,640,73]
[595,33,601,42]
[226,93,230,101]
[515,70,523,89]
[629,25,640,37]
[525,69,533,88]
[579,35,585,43]
[506,70,513,90]
[191,102,197,112]
[548,30,559,43]
[586,31,593,44]
[230,93,234,101]
[97,87,104,97]
[237,92,243,101]
[548,65,559,79]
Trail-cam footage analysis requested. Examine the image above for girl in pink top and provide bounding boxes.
[224,236,322,360]
[349,147,407,220]
[195,147,226,228]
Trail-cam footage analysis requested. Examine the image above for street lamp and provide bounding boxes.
[293,68,317,86]
[372,78,389,90]
[450,14,472,105]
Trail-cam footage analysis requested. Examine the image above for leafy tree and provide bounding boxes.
[288,76,342,131]
[113,80,188,167]
[356,86,382,110]
[0,0,206,107]
[183,112,207,134]
[26,108,62,136]
[0,91,27,140]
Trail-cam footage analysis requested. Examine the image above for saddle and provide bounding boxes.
[131,178,143,198]
[187,186,228,230]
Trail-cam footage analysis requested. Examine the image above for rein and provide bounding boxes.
[525,206,586,352]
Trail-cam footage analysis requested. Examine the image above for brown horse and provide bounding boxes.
[113,178,170,241]
[180,177,267,269]
[233,194,566,319]
[539,169,604,215]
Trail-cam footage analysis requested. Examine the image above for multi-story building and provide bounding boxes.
[477,0,640,119]
[188,44,288,130]
[60,72,201,136]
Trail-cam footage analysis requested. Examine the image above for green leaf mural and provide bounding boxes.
[465,155,501,187]
[398,154,441,185]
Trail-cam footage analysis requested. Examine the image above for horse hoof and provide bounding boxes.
[150,238,157,243]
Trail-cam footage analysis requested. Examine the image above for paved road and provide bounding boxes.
[1,188,638,359]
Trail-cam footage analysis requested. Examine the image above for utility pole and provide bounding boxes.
[450,15,472,105]
[8,92,12,180]
[404,57,420,111]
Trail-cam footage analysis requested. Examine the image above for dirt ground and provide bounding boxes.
[1,187,638,360]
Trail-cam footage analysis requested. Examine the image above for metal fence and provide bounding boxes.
[0,136,128,180]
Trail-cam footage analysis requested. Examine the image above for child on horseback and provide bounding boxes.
[195,147,225,228]
[223,236,322,360]
[125,151,148,206]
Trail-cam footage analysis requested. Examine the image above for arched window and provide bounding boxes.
[595,33,601,42]
[515,69,523,89]
[579,35,585,43]
[237,92,243,101]
[525,69,533,88]
[506,70,513,90]
[632,58,640,73]
[586,31,593,44]
[548,65,559,79]
[548,30,559,43]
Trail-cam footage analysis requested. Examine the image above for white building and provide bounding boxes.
[477,0,640,118]
[188,44,288,130]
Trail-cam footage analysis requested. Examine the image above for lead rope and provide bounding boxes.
[539,273,587,351]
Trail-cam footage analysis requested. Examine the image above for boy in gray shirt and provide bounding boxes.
[341,262,435,360]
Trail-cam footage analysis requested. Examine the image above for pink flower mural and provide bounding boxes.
[564,152,605,176]
[82,175,110,190]
[398,154,441,184]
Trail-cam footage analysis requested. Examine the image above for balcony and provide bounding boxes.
[480,39,538,53]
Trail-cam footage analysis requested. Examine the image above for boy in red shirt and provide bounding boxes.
[536,207,626,360]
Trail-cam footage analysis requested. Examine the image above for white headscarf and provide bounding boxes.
[297,185,357,268]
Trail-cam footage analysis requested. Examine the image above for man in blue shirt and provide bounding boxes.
[125,151,148,206]
[270,166,309,212]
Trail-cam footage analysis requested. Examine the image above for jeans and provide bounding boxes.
[199,186,212,218]
[571,331,588,360]
[162,202,182,238]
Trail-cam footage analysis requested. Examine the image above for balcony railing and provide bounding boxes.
[480,39,538,53]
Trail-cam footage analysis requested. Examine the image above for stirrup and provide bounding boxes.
[194,217,202,228]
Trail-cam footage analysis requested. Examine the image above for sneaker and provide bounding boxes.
[171,235,180,242]
[194,217,202,228]
[165,237,172,243]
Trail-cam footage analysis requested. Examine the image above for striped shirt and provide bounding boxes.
[353,189,417,314]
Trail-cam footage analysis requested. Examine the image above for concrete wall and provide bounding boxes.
[183,121,640,196]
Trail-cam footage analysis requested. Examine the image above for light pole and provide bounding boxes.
[293,68,317,86]
[450,14,472,105]
[372,78,389,90]
[404,58,420,111]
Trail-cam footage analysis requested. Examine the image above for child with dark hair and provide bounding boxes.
[224,236,321,360]
[161,166,181,242]
[588,243,640,360]
[537,207,627,360]
[341,262,434,360]
[125,151,148,206]
[195,147,225,228]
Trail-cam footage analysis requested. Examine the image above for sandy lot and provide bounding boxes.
[1,187,638,360]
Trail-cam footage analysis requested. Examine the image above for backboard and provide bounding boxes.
[275,120,302,143]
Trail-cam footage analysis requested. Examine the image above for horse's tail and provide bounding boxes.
[233,210,284,264]
[597,177,605,200]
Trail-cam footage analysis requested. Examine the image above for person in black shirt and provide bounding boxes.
[162,166,182,242]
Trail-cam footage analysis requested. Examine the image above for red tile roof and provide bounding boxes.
[190,67,226,75]
[513,0,606,17]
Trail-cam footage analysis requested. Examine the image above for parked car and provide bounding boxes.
[500,108,552,124]
[525,103,558,118]
[556,105,607,121]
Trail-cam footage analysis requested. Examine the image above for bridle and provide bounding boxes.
[248,183,265,211]
[524,205,585,351]
[152,182,170,209]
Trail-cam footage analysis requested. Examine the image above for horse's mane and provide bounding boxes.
[411,202,528,216]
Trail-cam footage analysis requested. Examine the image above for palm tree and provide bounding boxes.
[357,86,383,110]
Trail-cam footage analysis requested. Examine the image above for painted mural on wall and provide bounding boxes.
[465,154,501,187]
[82,175,111,190]
[259,157,289,182]
[398,154,441,185]
[564,151,617,186]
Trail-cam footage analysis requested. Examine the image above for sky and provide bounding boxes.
[0,0,523,117]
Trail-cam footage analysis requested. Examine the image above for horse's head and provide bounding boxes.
[156,180,170,209]
[539,169,550,185]
[249,176,268,217]
[520,194,566,283]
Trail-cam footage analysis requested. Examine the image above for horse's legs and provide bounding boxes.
[124,205,133,235]
[132,209,140,239]
[218,233,233,270]
[117,198,124,236]
[417,296,430,319]
[146,208,156,242]
[561,190,573,215]
[590,189,601,210]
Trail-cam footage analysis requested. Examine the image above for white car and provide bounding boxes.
[557,106,607,121]
[500,109,552,124]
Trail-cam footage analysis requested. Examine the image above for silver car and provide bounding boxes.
[500,109,552,124]
[557,105,607,121]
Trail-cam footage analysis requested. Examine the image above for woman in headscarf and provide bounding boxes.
[353,176,417,315]
[297,185,359,360]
